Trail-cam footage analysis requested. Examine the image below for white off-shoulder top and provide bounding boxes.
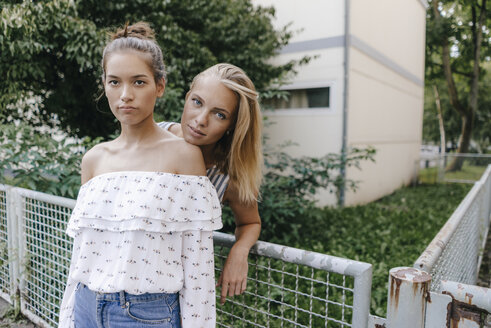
[59,171,222,328]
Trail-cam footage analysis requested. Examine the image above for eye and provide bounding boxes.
[215,112,226,120]
[135,80,145,86]
[192,98,202,106]
[108,80,119,86]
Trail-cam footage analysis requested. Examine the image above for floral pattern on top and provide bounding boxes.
[59,172,222,328]
[67,171,222,235]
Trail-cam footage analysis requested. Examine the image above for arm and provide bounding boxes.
[179,231,216,327]
[217,183,261,305]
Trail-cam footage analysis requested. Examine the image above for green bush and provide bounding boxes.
[0,123,100,198]
[255,146,375,244]
[1,123,375,243]
[219,144,376,243]
[273,182,472,316]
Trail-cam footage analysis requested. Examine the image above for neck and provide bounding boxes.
[118,117,158,146]
[200,144,217,168]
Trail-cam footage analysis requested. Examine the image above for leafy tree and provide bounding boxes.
[425,0,490,170]
[0,0,304,138]
[423,72,491,154]
[0,0,107,136]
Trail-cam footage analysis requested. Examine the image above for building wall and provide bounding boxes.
[253,0,427,206]
[345,0,427,205]
[253,0,346,205]
[253,0,345,41]
[253,0,346,158]
[263,48,344,159]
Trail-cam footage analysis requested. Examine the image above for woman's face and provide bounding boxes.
[104,51,164,126]
[181,76,238,147]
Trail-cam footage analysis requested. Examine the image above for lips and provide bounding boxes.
[118,106,136,112]
[188,125,206,137]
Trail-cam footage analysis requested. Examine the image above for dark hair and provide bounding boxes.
[101,22,166,83]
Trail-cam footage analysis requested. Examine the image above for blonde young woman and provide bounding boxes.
[158,63,263,305]
[60,22,222,328]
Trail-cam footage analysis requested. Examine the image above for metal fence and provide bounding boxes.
[2,165,490,327]
[414,164,491,291]
[419,152,491,184]
[382,165,491,328]
[0,184,373,328]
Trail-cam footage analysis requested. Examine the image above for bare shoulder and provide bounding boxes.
[81,142,111,184]
[170,139,206,176]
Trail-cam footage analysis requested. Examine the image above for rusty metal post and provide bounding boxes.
[441,280,490,328]
[387,267,431,328]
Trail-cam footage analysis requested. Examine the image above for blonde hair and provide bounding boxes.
[190,63,263,204]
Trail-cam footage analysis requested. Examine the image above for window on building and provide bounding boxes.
[264,87,330,110]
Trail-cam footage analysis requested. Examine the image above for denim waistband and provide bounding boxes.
[79,283,177,306]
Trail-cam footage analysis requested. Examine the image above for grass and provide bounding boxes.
[444,163,488,181]
[272,182,472,317]
[419,162,489,183]
[418,167,439,184]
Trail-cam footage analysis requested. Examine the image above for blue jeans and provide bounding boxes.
[74,284,181,328]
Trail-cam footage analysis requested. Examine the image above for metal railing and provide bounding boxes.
[419,153,491,183]
[382,165,491,328]
[414,165,491,292]
[0,184,373,328]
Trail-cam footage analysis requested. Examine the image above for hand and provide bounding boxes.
[216,245,249,305]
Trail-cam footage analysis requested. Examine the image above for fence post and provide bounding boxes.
[437,154,445,182]
[6,187,21,312]
[387,267,431,328]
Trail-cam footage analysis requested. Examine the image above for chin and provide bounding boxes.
[183,135,200,145]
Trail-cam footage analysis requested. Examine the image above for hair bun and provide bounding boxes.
[112,21,155,41]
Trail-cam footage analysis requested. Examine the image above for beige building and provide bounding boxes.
[253,0,427,206]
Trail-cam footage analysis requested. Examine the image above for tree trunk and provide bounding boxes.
[433,85,445,155]
[446,111,473,171]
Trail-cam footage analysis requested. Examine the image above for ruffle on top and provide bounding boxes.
[67,171,222,237]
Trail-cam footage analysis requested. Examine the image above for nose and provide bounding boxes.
[120,84,133,102]
[195,110,208,127]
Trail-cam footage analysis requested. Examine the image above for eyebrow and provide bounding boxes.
[106,74,151,79]
[192,93,232,115]
[215,107,232,115]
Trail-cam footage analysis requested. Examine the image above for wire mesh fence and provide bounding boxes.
[214,232,372,328]
[20,191,75,327]
[0,185,373,328]
[0,185,11,301]
[414,165,491,292]
[418,153,491,184]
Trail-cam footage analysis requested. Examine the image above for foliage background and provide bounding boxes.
[423,0,490,153]
[2,0,474,320]
[0,0,307,138]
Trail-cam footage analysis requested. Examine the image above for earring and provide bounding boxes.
[226,130,231,136]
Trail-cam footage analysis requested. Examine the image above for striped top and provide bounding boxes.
[158,121,230,202]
